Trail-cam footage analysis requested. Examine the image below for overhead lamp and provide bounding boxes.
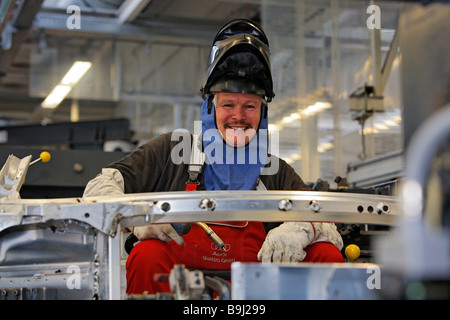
[374,123,389,130]
[60,61,92,85]
[302,101,332,117]
[41,85,72,109]
[41,61,92,109]
[383,119,399,127]
[268,124,279,132]
[282,116,294,124]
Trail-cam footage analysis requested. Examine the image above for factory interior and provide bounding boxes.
[0,0,449,301]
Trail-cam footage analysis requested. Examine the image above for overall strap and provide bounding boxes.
[255,178,267,191]
[186,133,205,191]
[185,133,267,192]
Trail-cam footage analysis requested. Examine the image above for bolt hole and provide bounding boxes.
[367,206,374,213]
[161,202,171,212]
[357,205,364,213]
[84,213,90,218]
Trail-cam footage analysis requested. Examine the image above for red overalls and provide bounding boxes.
[126,221,344,294]
[126,221,264,294]
[126,154,344,294]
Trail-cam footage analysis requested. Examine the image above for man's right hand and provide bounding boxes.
[132,224,184,245]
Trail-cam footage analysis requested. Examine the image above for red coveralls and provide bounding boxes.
[126,221,344,294]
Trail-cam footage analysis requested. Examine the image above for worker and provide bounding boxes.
[83,19,344,295]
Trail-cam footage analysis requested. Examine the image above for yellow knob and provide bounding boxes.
[345,244,360,260]
[40,151,51,163]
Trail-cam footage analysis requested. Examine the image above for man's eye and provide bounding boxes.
[245,105,256,109]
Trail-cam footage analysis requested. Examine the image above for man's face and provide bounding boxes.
[214,92,262,147]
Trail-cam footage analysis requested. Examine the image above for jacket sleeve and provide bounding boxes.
[83,132,183,196]
[83,168,125,197]
[260,155,309,191]
[106,138,165,193]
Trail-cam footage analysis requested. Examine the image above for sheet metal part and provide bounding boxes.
[231,262,383,300]
[0,223,111,300]
[0,190,400,300]
[0,190,401,235]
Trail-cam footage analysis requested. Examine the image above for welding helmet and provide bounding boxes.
[201,19,275,105]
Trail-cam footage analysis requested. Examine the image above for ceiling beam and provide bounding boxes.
[12,0,44,30]
[0,0,17,35]
[33,11,216,45]
[116,0,152,24]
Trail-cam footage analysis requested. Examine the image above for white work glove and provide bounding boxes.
[83,168,126,197]
[313,222,343,251]
[132,224,184,246]
[258,222,314,262]
[257,222,343,263]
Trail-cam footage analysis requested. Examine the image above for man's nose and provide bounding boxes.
[231,105,246,120]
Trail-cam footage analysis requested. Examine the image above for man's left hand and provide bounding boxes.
[257,222,315,262]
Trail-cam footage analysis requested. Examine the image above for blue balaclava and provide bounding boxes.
[200,19,274,190]
[201,96,268,190]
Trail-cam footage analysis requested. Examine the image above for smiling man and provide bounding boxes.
[84,19,344,295]
[200,89,270,191]
[215,92,261,147]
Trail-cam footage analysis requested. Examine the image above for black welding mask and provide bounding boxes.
[201,19,275,105]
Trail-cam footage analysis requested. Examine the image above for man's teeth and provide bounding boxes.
[229,127,246,130]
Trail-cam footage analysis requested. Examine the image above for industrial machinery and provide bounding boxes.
[0,151,401,299]
[0,119,133,198]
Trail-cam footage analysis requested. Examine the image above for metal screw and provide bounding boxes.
[376,202,389,214]
[199,198,216,211]
[278,199,292,211]
[309,200,321,213]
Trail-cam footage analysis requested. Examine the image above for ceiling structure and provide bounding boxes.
[0,0,402,119]
[0,0,263,123]
[0,0,408,183]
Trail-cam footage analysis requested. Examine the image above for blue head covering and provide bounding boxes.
[201,97,268,190]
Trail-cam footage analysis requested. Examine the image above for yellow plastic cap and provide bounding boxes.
[40,151,51,163]
[345,244,361,260]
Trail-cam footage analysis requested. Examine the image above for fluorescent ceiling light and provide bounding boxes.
[41,85,72,109]
[268,124,279,132]
[302,101,332,116]
[383,119,399,127]
[360,127,379,135]
[374,123,389,130]
[60,61,92,85]
[41,60,92,109]
[282,116,294,124]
